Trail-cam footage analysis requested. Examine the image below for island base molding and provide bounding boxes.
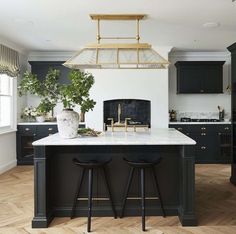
[32,144,197,228]
[230,164,236,185]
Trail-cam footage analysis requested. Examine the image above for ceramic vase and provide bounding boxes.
[57,109,79,139]
[36,116,45,123]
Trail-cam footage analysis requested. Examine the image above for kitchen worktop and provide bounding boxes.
[18,122,85,125]
[32,128,196,146]
[169,121,231,125]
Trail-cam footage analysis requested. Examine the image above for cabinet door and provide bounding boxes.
[177,66,202,93]
[175,61,224,94]
[202,65,223,93]
[36,125,58,138]
[17,133,36,165]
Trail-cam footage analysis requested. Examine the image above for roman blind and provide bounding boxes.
[0,44,20,77]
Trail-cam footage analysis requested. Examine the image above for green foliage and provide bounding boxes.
[59,70,96,111]
[18,68,96,114]
[36,99,55,115]
[18,71,42,96]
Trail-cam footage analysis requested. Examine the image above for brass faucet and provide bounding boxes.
[125,118,131,132]
[107,118,114,132]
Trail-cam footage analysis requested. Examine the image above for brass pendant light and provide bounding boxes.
[63,14,170,69]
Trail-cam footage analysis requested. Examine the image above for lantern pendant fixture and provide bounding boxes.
[63,14,170,69]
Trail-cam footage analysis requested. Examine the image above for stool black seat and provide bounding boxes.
[71,158,117,232]
[120,156,165,231]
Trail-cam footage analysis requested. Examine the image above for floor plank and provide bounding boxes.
[0,165,236,233]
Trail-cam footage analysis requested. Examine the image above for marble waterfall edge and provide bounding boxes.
[57,109,79,139]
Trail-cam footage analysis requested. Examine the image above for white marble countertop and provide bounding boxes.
[169,121,231,125]
[18,122,85,125]
[32,128,196,146]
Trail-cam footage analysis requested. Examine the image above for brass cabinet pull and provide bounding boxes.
[177,127,183,131]
[200,89,204,93]
[25,128,30,131]
[218,132,221,136]
[201,127,206,130]
[201,146,206,150]
[33,134,36,136]
[224,127,229,130]
[201,133,206,136]
[48,128,53,131]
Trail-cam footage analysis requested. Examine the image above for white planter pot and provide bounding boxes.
[57,109,79,139]
[36,116,45,123]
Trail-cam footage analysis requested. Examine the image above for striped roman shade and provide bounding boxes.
[0,44,20,77]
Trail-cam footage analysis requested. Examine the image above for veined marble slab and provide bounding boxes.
[32,128,196,146]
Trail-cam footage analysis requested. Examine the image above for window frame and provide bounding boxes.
[0,74,17,135]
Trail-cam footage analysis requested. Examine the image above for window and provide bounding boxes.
[0,74,16,133]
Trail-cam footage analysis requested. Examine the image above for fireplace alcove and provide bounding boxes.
[103,99,151,130]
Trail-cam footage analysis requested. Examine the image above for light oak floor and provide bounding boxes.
[0,165,236,234]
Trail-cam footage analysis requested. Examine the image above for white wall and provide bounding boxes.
[169,51,231,117]
[0,40,28,174]
[85,69,169,130]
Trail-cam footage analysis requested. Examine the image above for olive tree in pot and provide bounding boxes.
[57,70,96,139]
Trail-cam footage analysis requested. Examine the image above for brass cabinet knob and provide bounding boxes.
[201,127,206,130]
[224,127,229,130]
[177,127,183,131]
[25,128,30,131]
[201,146,206,150]
[200,89,204,93]
[201,133,206,136]
[48,128,53,131]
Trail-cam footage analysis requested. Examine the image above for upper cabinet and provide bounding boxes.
[175,61,225,94]
[29,61,71,84]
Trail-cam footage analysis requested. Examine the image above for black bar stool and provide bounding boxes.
[120,157,166,231]
[71,158,117,232]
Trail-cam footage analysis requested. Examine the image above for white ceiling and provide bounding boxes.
[0,0,236,52]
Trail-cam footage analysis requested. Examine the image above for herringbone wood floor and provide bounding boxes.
[0,165,236,234]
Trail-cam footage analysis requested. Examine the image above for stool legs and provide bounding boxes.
[101,166,117,219]
[151,166,166,217]
[140,168,145,231]
[71,168,85,219]
[87,168,93,232]
[120,167,135,218]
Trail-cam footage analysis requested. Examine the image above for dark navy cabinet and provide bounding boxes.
[228,42,236,185]
[175,61,225,94]
[170,124,232,163]
[29,61,71,84]
[17,124,58,165]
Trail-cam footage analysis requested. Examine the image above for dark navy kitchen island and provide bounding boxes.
[31,129,197,228]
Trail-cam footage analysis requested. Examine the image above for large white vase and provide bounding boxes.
[57,109,79,139]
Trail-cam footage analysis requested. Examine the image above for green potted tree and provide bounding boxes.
[18,68,60,120]
[19,68,96,138]
[57,70,96,138]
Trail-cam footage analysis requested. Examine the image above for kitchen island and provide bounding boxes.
[32,128,197,228]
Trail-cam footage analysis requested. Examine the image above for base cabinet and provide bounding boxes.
[17,123,85,165]
[170,124,232,163]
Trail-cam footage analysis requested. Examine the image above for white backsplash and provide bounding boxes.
[177,111,230,121]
